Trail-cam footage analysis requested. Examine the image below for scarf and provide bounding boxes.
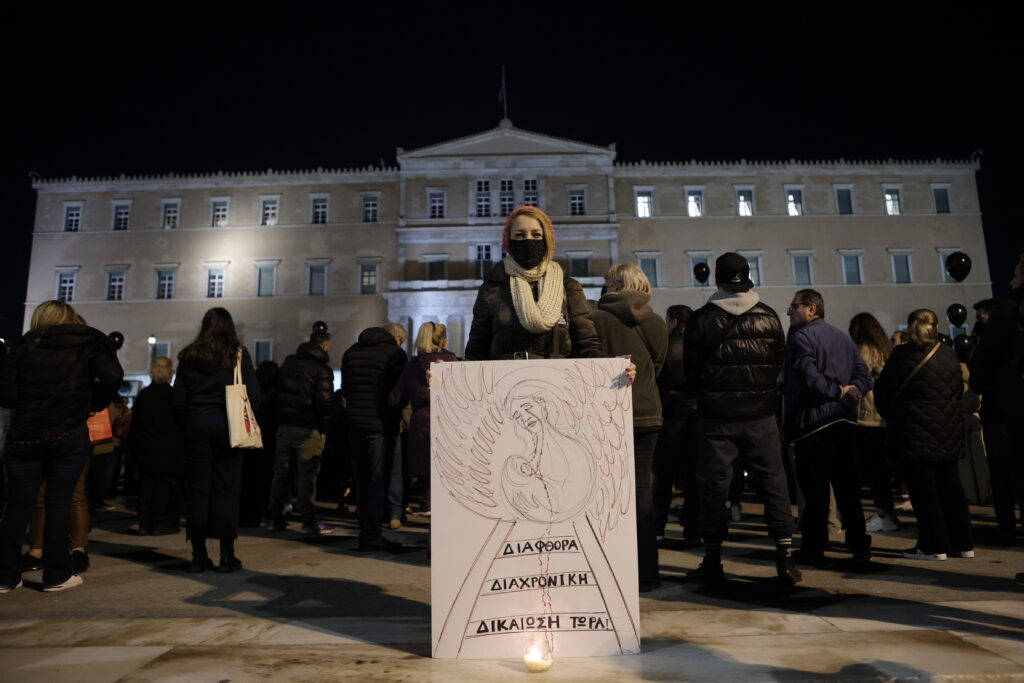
[503,255,565,334]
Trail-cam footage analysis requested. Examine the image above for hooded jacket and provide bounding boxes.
[683,289,784,420]
[276,342,336,432]
[341,327,407,434]
[0,324,124,442]
[591,291,668,429]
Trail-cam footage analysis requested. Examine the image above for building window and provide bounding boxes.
[360,263,378,294]
[429,192,446,219]
[475,180,491,217]
[254,340,274,365]
[153,342,171,359]
[261,198,279,226]
[523,179,539,207]
[362,194,379,222]
[688,253,711,286]
[64,205,82,232]
[308,264,327,295]
[634,189,653,218]
[311,197,329,224]
[425,258,447,281]
[686,189,704,217]
[834,186,854,214]
[211,200,229,227]
[162,201,180,229]
[500,179,515,216]
[113,203,131,230]
[786,187,804,216]
[736,187,754,216]
[107,271,126,301]
[937,248,960,283]
[207,269,225,298]
[933,185,951,214]
[157,270,175,299]
[635,252,660,288]
[569,256,590,278]
[790,252,813,286]
[474,244,492,279]
[742,255,762,286]
[890,250,913,284]
[257,266,276,297]
[569,188,586,216]
[841,252,863,285]
[884,187,902,216]
[57,272,76,301]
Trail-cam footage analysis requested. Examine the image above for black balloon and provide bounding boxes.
[953,334,975,363]
[946,303,967,327]
[312,320,328,334]
[693,262,711,284]
[944,252,971,283]
[108,331,125,351]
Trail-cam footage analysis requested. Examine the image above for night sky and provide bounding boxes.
[3,5,1018,342]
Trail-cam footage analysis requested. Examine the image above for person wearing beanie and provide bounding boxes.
[465,206,604,361]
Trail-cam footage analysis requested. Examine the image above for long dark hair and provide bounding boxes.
[848,312,893,358]
[179,307,241,367]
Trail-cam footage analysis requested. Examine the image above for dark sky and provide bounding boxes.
[2,4,1018,341]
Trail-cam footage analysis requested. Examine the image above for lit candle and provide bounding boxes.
[524,640,553,673]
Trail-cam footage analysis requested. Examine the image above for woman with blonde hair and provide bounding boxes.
[0,301,123,593]
[129,357,185,536]
[590,263,668,591]
[876,309,974,560]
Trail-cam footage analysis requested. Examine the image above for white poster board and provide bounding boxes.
[430,358,640,660]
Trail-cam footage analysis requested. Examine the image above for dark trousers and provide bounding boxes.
[634,430,660,583]
[652,416,683,535]
[185,424,243,541]
[904,459,974,554]
[794,421,870,555]
[270,426,326,525]
[348,431,395,546]
[0,426,91,586]
[138,475,182,533]
[31,462,90,550]
[983,421,1024,536]
[697,416,795,545]
[858,426,894,513]
[387,433,407,522]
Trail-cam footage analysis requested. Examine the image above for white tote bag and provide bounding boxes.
[225,348,263,449]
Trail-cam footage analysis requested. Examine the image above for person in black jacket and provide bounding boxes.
[129,357,184,536]
[342,326,407,551]
[876,308,974,561]
[173,307,260,574]
[591,263,668,592]
[682,253,800,586]
[268,332,336,534]
[0,301,123,593]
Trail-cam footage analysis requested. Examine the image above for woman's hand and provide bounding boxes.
[620,355,637,384]
[427,359,446,388]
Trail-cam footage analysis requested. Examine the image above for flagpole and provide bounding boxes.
[500,65,508,120]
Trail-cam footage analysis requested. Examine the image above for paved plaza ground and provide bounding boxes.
[1,496,1022,682]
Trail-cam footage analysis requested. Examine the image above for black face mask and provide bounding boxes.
[508,239,547,270]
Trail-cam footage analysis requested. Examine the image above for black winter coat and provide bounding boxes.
[968,306,1024,423]
[389,349,458,477]
[127,383,184,478]
[276,342,335,432]
[683,299,785,420]
[875,342,964,463]
[173,347,261,429]
[591,291,668,429]
[341,327,407,434]
[0,324,124,442]
[464,262,604,360]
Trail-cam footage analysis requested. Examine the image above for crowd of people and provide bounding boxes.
[1,205,1022,596]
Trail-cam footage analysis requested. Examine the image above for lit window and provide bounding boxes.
[113,204,131,230]
[162,202,180,229]
[261,198,279,226]
[476,180,491,217]
[254,340,273,365]
[429,192,445,219]
[841,254,863,285]
[360,263,378,294]
[786,189,803,216]
[638,257,658,287]
[884,187,901,215]
[153,342,171,359]
[257,266,276,297]
[362,194,379,222]
[686,190,703,217]
[890,251,912,284]
[744,256,762,286]
[308,264,326,295]
[157,270,175,299]
[792,255,812,285]
[311,197,328,224]
[933,186,950,214]
[523,179,539,207]
[207,269,225,298]
[835,187,853,214]
[64,205,82,232]
[736,188,754,216]
[474,244,492,279]
[937,249,959,284]
[635,190,653,218]
[107,271,126,301]
[569,188,586,216]
[57,272,76,301]
[211,200,229,227]
[500,179,515,216]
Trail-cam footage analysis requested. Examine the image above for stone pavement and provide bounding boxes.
[1,500,1022,682]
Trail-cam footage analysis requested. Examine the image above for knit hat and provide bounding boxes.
[502,206,556,262]
[715,252,754,292]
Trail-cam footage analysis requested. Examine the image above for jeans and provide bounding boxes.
[270,425,326,525]
[0,426,91,586]
[348,432,395,546]
[31,460,90,551]
[634,430,660,583]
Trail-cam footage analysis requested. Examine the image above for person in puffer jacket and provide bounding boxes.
[682,253,800,587]
[876,309,974,561]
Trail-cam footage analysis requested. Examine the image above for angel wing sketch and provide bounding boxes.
[431,359,639,659]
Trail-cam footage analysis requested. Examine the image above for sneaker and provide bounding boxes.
[70,550,90,574]
[19,553,43,572]
[0,580,23,594]
[42,574,83,592]
[686,561,725,586]
[730,504,743,522]
[951,549,975,558]
[902,547,946,561]
[865,513,899,533]
[299,521,335,535]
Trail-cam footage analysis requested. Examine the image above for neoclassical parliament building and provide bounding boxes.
[26,120,991,387]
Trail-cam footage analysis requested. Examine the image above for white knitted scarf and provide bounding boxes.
[503,255,565,333]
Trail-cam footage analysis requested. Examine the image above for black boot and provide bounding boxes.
[218,538,243,573]
[188,539,213,573]
[687,547,725,586]
[776,545,802,585]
